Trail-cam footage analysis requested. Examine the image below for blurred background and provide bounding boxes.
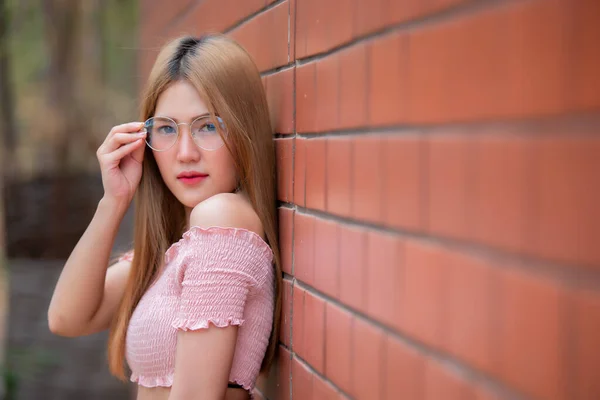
[1,0,600,400]
[2,0,137,258]
[1,0,137,399]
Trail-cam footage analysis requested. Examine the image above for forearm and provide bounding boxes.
[48,197,128,335]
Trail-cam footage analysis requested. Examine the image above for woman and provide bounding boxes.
[47,34,282,400]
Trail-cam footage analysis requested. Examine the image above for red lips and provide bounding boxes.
[177,171,207,179]
[177,171,208,185]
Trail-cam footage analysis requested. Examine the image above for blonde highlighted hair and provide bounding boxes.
[107,34,282,379]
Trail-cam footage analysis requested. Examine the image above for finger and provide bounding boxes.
[109,121,145,136]
[130,137,146,164]
[99,131,146,154]
[110,132,147,151]
[102,138,145,165]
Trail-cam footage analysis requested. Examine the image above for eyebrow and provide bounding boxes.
[155,112,212,123]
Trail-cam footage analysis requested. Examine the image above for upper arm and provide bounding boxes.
[170,325,239,400]
[169,194,263,399]
[81,257,131,336]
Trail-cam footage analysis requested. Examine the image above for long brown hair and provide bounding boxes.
[107,34,282,380]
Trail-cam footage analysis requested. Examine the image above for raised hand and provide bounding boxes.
[96,121,147,207]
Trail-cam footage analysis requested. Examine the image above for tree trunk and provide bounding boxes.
[0,2,9,396]
[80,0,104,87]
[0,0,17,168]
[42,0,82,256]
[43,0,82,174]
[0,182,6,399]
[76,0,105,167]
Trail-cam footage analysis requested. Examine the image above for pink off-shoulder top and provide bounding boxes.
[119,226,275,393]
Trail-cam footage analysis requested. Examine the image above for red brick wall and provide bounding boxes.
[138,1,600,399]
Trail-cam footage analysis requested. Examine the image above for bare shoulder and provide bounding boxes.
[189,193,264,237]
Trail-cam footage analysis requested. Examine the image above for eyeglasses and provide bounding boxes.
[143,115,227,152]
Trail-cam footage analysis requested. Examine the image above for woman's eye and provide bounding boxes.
[194,122,217,134]
[203,123,217,132]
[158,125,176,135]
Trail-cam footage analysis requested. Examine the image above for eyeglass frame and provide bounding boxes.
[142,114,227,152]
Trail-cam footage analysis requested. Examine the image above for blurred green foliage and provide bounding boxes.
[8,0,138,95]
[103,0,139,95]
[5,0,139,177]
[2,345,62,400]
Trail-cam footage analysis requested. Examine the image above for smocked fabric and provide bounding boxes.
[120,226,274,394]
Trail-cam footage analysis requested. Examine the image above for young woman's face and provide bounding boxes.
[151,80,237,212]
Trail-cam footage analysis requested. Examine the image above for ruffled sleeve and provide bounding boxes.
[167,226,273,331]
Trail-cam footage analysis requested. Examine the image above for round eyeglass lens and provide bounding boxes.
[144,117,178,151]
[190,116,226,150]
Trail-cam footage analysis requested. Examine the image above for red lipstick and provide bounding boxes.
[177,171,208,185]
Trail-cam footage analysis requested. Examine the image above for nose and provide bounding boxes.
[176,123,200,163]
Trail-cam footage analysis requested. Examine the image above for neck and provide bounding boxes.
[184,206,193,230]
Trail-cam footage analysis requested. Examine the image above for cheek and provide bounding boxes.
[208,149,237,187]
[152,152,172,180]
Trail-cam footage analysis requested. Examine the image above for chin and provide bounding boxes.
[177,193,209,210]
[176,188,223,210]
[170,183,236,211]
